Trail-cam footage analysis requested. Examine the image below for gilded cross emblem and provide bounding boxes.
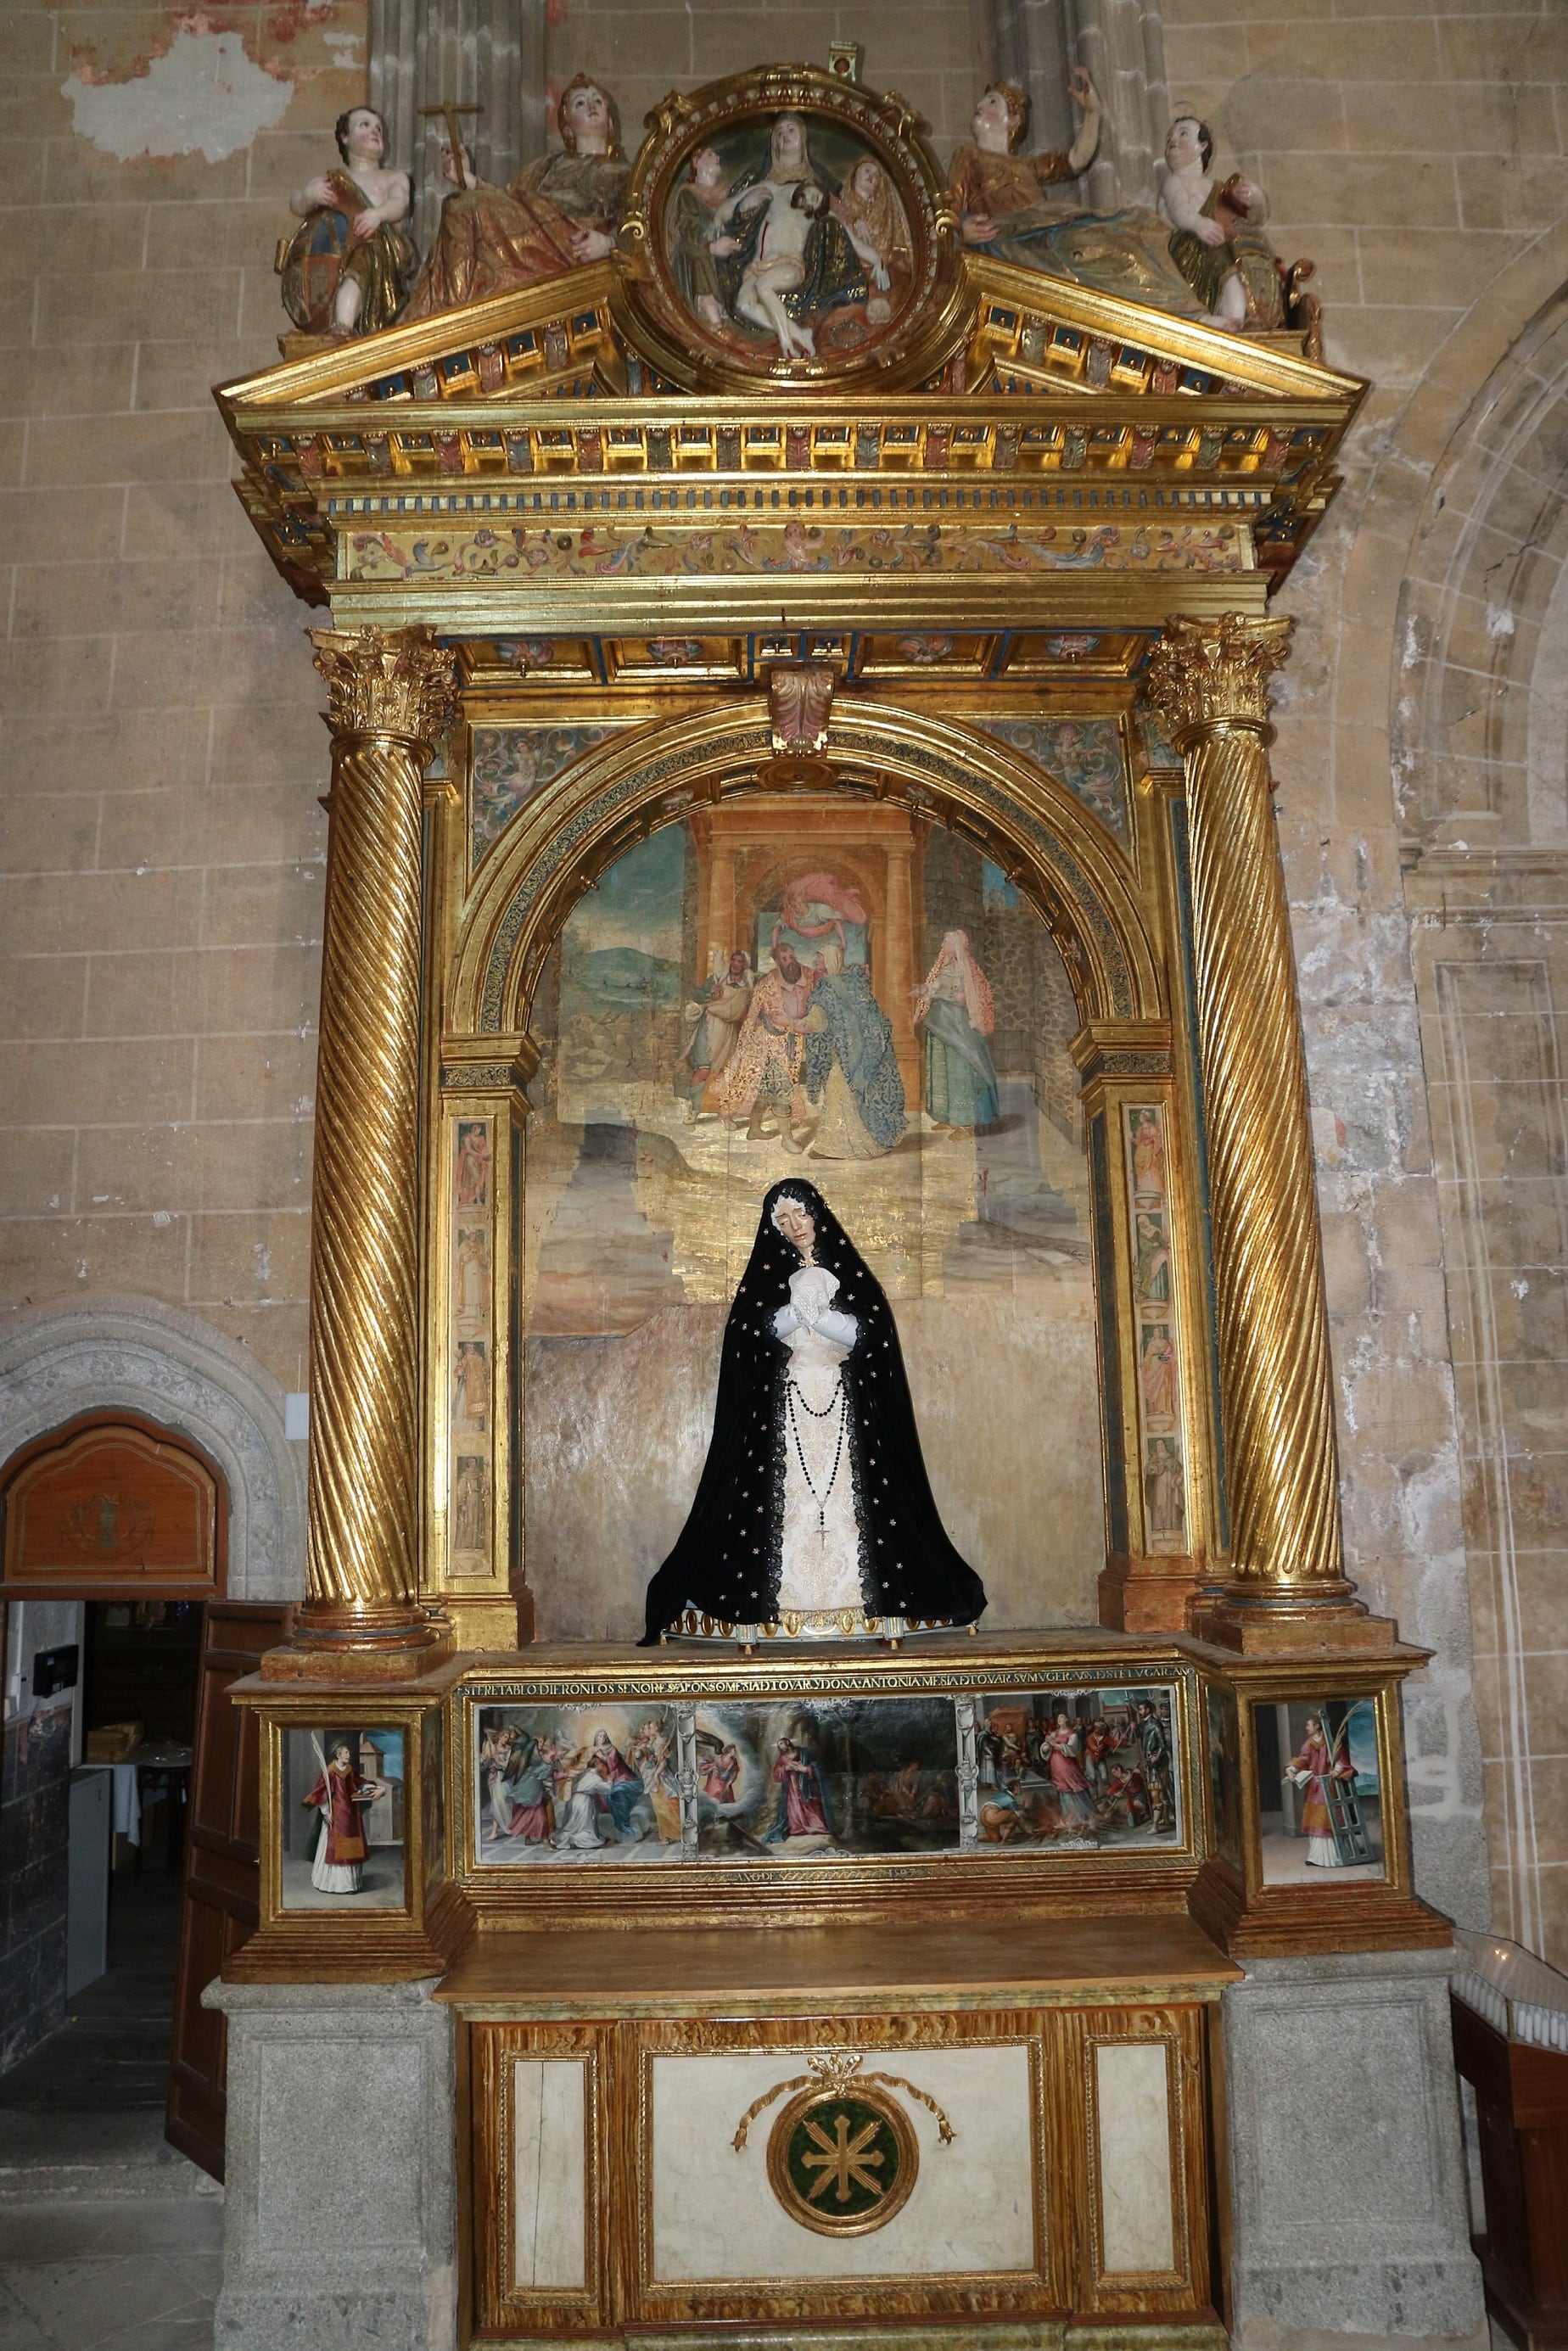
[802,2108,887,2205]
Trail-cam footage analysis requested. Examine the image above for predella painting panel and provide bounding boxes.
[473,1702,684,1866]
[973,1684,1182,1850]
[695,1694,960,1859]
[520,801,1105,1639]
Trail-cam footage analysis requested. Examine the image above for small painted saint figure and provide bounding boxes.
[683,948,753,1118]
[281,107,415,339]
[717,944,818,1146]
[1041,1710,1100,1838]
[1285,1714,1358,1867]
[914,930,1000,1134]
[801,943,906,1159]
[551,1727,657,1849]
[764,1736,833,1840]
[641,1179,987,1641]
[700,1739,742,1805]
[303,1737,385,1893]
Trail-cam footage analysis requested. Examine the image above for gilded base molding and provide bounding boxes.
[1187,1855,1452,1959]
[258,1622,456,1682]
[1098,1556,1206,1634]
[442,1593,530,1651]
[619,2327,1226,2348]
[1192,1596,1399,1654]
[222,1876,474,1985]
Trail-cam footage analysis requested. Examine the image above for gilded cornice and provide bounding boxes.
[214,255,1363,612]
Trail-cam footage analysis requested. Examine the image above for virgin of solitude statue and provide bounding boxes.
[641,1179,987,1642]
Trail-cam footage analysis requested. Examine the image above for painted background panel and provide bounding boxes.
[519,798,1106,1641]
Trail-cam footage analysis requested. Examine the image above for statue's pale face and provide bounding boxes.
[566,84,608,143]
[850,157,881,203]
[1166,116,1202,169]
[972,88,1013,145]
[773,115,804,165]
[345,108,384,162]
[774,1198,815,1254]
[692,146,723,188]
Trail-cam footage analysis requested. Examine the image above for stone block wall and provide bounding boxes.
[0,0,366,1401]
[1156,0,1568,1952]
[547,1,990,157]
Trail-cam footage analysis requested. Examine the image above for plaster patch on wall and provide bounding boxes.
[63,25,294,162]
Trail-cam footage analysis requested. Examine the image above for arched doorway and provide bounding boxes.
[1,1410,279,2182]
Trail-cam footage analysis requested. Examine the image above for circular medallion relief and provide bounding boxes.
[764,2080,919,2235]
[618,67,963,392]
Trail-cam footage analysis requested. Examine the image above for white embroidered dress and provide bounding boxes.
[772,1264,864,1616]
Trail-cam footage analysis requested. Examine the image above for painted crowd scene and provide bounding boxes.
[469,1684,1183,1863]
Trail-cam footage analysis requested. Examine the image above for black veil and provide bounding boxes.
[641,1178,986,1641]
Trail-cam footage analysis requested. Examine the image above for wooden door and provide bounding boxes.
[165,1598,290,2181]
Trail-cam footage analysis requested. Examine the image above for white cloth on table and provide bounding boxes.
[106,1763,141,1846]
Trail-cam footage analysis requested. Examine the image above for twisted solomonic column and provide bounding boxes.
[299,624,457,1654]
[1146,615,1384,1648]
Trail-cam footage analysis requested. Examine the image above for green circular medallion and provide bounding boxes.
[765,2082,918,2236]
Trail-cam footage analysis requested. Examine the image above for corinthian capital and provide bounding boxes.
[1145,612,1292,746]
[310,624,458,746]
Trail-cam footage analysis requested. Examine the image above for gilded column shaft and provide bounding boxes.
[1148,616,1348,1609]
[304,626,456,1641]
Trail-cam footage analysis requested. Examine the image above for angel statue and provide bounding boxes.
[280,106,416,339]
[641,1180,987,1643]
[1157,115,1283,329]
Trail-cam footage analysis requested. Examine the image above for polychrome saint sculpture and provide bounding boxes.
[641,1181,987,1643]
[403,75,630,321]
[280,104,416,338]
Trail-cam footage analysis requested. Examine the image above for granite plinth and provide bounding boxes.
[1224,1945,1486,2347]
[204,1976,456,2351]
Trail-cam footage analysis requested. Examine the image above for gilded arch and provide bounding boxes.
[448,701,1166,1045]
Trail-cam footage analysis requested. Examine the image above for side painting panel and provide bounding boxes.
[451,1117,496,1575]
[1123,1104,1190,1556]
[518,795,1107,1641]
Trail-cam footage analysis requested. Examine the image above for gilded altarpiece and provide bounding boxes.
[211,55,1463,2350]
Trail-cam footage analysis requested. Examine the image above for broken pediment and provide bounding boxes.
[215,60,1364,613]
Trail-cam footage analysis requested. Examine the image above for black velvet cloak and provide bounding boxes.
[641,1178,986,1642]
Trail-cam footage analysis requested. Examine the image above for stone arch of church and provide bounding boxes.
[1393,273,1568,846]
[0,1301,305,1604]
[449,699,1166,1044]
[1345,230,1568,1953]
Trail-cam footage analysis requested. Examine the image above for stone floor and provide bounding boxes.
[0,1867,221,2347]
[0,1874,210,2202]
[0,2199,221,2348]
